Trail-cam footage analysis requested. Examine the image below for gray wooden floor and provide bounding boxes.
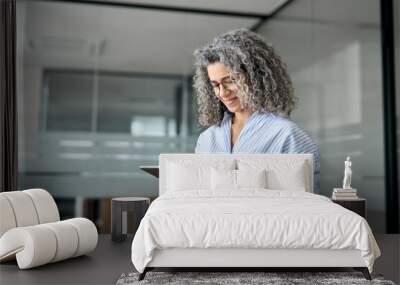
[0,234,399,285]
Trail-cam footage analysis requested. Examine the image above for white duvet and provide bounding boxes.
[131,190,380,273]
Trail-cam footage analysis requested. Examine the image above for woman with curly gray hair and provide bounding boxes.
[193,28,320,193]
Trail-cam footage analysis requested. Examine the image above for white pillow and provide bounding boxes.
[211,168,236,190]
[167,160,235,192]
[238,159,309,191]
[211,168,267,190]
[236,169,267,189]
[267,160,308,191]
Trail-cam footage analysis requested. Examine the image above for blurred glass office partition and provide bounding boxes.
[257,0,385,232]
[15,0,260,231]
[16,0,389,233]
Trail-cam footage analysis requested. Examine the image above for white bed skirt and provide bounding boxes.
[148,248,366,268]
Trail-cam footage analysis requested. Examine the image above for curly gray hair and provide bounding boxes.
[193,28,296,127]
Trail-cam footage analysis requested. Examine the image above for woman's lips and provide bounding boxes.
[223,97,238,106]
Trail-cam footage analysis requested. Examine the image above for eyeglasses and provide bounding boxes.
[211,76,237,96]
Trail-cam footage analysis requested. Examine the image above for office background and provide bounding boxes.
[4,0,399,233]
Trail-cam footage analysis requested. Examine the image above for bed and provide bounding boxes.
[131,154,381,281]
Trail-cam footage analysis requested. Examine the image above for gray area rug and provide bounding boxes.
[116,272,396,285]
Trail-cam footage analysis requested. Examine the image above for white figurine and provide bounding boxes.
[342,156,352,189]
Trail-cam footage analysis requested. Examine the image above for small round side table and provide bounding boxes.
[111,197,150,242]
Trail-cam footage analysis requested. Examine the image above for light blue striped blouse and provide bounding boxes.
[195,110,320,193]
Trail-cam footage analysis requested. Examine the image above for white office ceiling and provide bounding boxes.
[20,0,287,75]
[86,0,287,15]
[18,0,379,76]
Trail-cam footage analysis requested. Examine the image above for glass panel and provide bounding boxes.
[44,71,94,132]
[16,0,389,234]
[258,0,385,232]
[16,0,258,232]
[97,74,181,135]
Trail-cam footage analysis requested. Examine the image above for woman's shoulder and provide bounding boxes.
[198,113,231,137]
[197,127,210,141]
[196,125,220,145]
[259,111,299,132]
[269,113,295,125]
[261,112,314,140]
[280,117,308,136]
[277,118,318,152]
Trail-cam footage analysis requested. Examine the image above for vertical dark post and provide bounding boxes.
[111,199,123,241]
[0,0,18,192]
[380,0,399,233]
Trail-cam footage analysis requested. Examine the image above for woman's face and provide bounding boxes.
[207,62,242,113]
